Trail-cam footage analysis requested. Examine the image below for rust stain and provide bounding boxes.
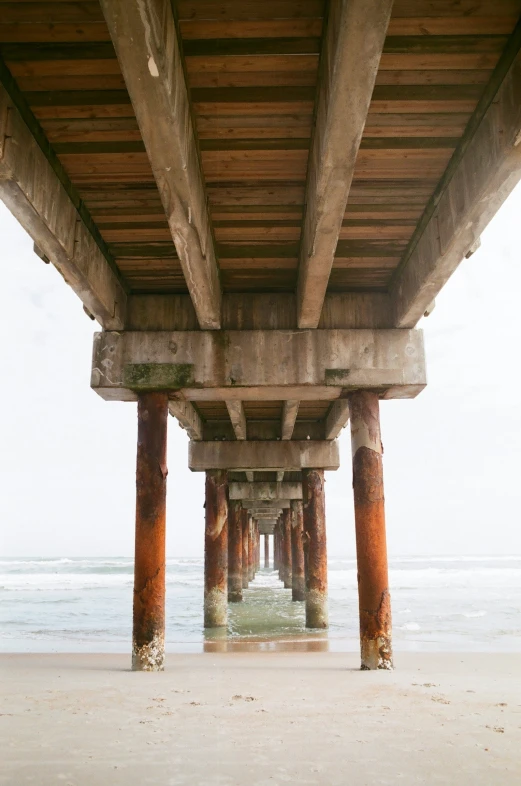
[204,470,228,627]
[133,392,168,671]
[302,469,328,628]
[228,499,243,603]
[291,500,305,602]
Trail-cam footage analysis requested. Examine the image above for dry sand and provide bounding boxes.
[1,651,520,785]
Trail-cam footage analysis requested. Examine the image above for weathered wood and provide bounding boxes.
[226,401,247,440]
[0,82,126,329]
[324,400,350,440]
[168,401,203,441]
[229,482,303,501]
[391,43,521,327]
[99,0,221,329]
[281,400,299,440]
[297,0,393,328]
[91,329,426,402]
[189,441,340,472]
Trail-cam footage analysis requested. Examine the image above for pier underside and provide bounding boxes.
[2,0,521,669]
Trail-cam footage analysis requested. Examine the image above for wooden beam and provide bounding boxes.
[245,471,254,483]
[0,82,126,329]
[281,400,299,440]
[91,329,426,402]
[99,0,221,329]
[226,401,247,440]
[296,0,393,328]
[391,39,521,327]
[325,400,350,440]
[189,441,340,472]
[168,400,203,441]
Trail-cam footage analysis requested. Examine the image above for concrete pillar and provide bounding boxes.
[264,533,269,569]
[349,391,392,670]
[302,469,328,628]
[132,392,168,672]
[204,470,228,628]
[256,523,261,570]
[291,500,305,602]
[228,500,243,603]
[282,508,292,589]
[273,521,279,572]
[241,509,249,589]
[248,515,255,581]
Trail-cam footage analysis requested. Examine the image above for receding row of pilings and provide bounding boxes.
[131,390,392,673]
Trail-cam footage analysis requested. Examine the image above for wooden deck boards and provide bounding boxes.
[1,0,520,343]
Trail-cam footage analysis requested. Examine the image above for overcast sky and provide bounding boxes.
[1,185,521,558]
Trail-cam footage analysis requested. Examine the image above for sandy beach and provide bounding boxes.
[1,651,520,785]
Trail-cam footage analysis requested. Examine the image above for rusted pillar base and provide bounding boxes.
[228,500,243,603]
[291,500,305,602]
[132,392,168,672]
[264,533,269,569]
[303,469,328,628]
[204,470,228,628]
[241,509,249,588]
[349,390,393,670]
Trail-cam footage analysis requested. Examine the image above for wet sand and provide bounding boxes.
[1,652,520,785]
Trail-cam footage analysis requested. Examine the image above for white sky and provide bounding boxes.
[1,185,521,558]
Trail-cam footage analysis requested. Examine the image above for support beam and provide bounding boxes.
[168,401,203,441]
[281,510,292,590]
[204,470,228,628]
[391,45,521,328]
[276,472,285,483]
[302,469,328,629]
[248,516,255,582]
[189,441,340,472]
[325,400,351,440]
[264,534,270,569]
[291,500,305,602]
[297,0,393,328]
[281,400,299,440]
[100,0,221,329]
[92,329,426,402]
[226,401,247,440]
[348,391,393,670]
[230,482,303,502]
[241,510,249,590]
[0,84,126,330]
[245,471,255,483]
[132,392,168,672]
[228,500,243,603]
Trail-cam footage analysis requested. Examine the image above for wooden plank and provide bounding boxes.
[226,401,247,440]
[0,24,111,43]
[180,20,323,39]
[0,81,127,328]
[185,54,318,74]
[183,38,321,56]
[297,0,393,328]
[100,0,221,329]
[177,1,325,20]
[169,401,203,441]
[387,18,517,36]
[392,44,521,327]
[281,400,299,440]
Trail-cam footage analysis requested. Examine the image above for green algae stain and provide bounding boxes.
[124,363,194,391]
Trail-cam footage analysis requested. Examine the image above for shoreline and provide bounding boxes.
[2,652,520,785]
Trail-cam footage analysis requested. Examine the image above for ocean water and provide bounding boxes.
[1,556,520,653]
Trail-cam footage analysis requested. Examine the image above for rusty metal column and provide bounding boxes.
[204,470,228,628]
[133,392,168,672]
[228,500,243,603]
[248,515,255,581]
[241,509,249,589]
[302,469,328,628]
[349,391,393,670]
[282,508,292,589]
[264,533,269,569]
[291,500,305,602]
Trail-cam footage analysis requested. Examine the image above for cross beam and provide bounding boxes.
[188,441,340,472]
[91,329,426,402]
[230,482,302,501]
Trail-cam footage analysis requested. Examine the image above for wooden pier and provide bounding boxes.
[1,0,521,670]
